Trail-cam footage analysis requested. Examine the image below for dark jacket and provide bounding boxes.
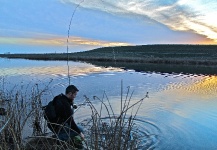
[53,93,81,134]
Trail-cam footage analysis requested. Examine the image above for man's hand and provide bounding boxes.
[80,132,85,140]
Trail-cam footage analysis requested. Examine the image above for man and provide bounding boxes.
[49,85,84,142]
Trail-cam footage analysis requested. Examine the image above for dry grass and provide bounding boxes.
[0,80,52,149]
[0,79,148,150]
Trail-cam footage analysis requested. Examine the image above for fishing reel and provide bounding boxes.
[73,104,78,109]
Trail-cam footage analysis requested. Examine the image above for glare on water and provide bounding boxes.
[1,58,217,149]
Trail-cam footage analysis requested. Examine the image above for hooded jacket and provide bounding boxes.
[53,93,81,134]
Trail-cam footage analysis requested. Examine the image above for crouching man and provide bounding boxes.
[47,85,84,148]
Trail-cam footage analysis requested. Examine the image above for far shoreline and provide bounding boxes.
[1,44,217,67]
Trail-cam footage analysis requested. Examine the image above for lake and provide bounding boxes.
[1,58,217,149]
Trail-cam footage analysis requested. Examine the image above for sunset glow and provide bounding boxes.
[0,36,130,47]
[0,0,217,53]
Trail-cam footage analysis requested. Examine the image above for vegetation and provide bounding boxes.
[0,79,148,149]
[0,80,52,149]
[1,45,217,66]
[89,61,217,76]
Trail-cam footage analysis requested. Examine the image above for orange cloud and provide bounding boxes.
[0,35,131,47]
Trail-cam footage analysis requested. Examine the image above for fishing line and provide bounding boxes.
[67,0,84,85]
[66,0,116,85]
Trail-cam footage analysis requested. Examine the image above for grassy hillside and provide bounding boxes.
[76,44,217,59]
[1,45,217,66]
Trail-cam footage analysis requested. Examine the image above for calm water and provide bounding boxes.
[1,58,217,149]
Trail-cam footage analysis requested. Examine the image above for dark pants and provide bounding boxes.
[57,124,83,141]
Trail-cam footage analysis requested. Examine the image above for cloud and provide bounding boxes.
[61,0,217,42]
[0,36,64,46]
[0,34,130,47]
[70,36,130,47]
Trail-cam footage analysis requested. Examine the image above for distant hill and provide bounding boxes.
[1,45,217,66]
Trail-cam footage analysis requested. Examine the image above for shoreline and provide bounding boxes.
[1,54,217,67]
[1,44,217,66]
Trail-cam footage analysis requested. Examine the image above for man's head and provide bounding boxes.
[65,85,79,101]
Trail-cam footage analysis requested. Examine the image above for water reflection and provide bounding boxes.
[190,75,217,96]
[86,61,217,75]
[165,75,217,98]
[0,65,123,77]
[1,58,217,149]
[0,58,123,77]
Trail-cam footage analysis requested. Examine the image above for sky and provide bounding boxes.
[0,0,217,54]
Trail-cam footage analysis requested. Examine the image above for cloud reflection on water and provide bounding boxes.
[165,75,217,99]
[0,61,124,77]
[154,74,217,133]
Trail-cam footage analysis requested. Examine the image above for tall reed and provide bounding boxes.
[0,80,54,149]
[79,83,149,149]
[0,79,148,149]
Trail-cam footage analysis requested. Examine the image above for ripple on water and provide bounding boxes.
[79,117,161,150]
[132,118,161,149]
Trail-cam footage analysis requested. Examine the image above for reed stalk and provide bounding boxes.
[81,83,148,149]
[0,79,148,149]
